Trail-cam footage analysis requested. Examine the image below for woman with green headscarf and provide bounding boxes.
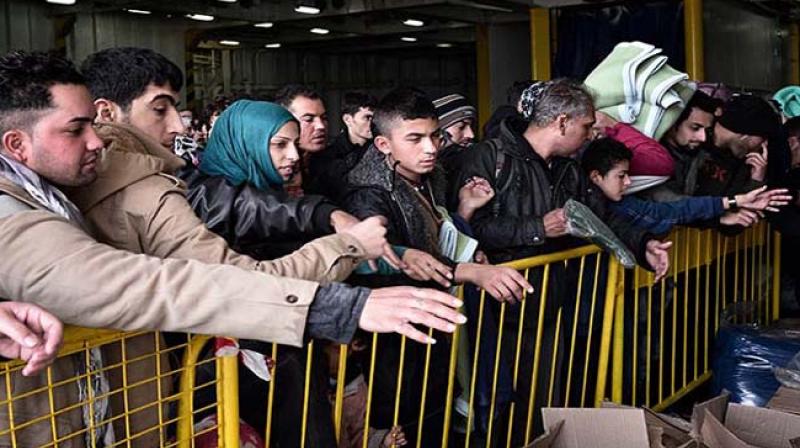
[182,99,347,261]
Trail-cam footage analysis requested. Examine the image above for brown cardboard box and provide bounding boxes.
[695,393,800,448]
[532,407,651,448]
[766,387,800,415]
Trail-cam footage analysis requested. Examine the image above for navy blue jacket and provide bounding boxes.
[610,195,724,235]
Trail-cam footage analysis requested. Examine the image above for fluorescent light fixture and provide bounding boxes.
[401,36,417,42]
[217,0,238,2]
[46,0,76,4]
[310,27,329,34]
[295,5,321,14]
[436,43,453,48]
[124,9,152,15]
[403,19,424,27]
[186,14,215,21]
[220,40,240,46]
[254,22,274,28]
[265,43,281,48]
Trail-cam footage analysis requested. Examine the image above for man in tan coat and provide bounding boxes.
[0,50,464,447]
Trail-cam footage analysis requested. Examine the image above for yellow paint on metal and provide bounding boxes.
[334,344,347,444]
[529,8,551,81]
[684,0,704,80]
[220,353,240,448]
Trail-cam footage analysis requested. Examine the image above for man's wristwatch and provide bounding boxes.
[727,196,738,209]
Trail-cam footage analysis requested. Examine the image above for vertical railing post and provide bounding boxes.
[595,257,622,406]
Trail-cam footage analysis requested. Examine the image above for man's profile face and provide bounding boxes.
[120,82,184,149]
[445,118,475,147]
[287,96,328,153]
[344,107,373,142]
[23,84,104,187]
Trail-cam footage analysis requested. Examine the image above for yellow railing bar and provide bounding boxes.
[524,264,550,444]
[177,335,211,448]
[334,344,347,444]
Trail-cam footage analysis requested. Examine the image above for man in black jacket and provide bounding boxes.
[305,91,377,203]
[455,79,671,444]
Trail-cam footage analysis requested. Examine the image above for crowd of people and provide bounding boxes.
[0,44,796,447]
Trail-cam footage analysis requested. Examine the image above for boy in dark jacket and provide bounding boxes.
[582,138,791,235]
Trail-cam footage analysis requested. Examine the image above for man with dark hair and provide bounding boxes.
[695,95,781,198]
[0,50,464,446]
[305,91,377,202]
[344,87,532,445]
[639,91,719,202]
[81,47,185,149]
[275,84,329,154]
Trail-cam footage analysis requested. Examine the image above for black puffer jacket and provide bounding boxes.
[304,132,370,204]
[181,166,339,259]
[455,117,653,265]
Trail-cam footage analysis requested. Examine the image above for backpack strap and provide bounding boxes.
[489,138,513,216]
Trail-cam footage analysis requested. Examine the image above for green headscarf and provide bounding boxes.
[774,85,800,119]
[200,99,296,190]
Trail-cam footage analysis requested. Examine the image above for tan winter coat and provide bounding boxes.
[0,177,334,447]
[66,122,365,284]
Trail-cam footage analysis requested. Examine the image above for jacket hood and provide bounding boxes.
[66,122,186,212]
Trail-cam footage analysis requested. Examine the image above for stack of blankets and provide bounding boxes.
[585,41,696,141]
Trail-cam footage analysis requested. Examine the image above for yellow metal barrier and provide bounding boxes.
[609,223,780,411]
[0,329,228,447]
[13,225,771,447]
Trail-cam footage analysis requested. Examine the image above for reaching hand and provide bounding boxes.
[0,302,63,376]
[457,177,495,221]
[645,240,672,282]
[745,144,768,182]
[720,209,762,227]
[455,263,534,304]
[382,426,407,447]
[401,249,453,288]
[335,213,405,271]
[358,287,466,344]
[735,186,792,212]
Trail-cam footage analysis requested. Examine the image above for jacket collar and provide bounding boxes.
[498,116,549,165]
[66,123,186,212]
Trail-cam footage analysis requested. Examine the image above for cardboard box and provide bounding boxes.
[695,392,800,448]
[527,392,800,448]
[766,387,800,415]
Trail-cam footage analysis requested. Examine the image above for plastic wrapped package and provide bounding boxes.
[712,314,800,407]
[564,199,636,268]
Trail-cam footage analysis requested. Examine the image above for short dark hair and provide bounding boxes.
[674,91,718,127]
[81,47,183,110]
[0,50,85,134]
[529,79,594,127]
[785,116,800,139]
[274,84,322,108]
[341,91,377,116]
[372,87,437,137]
[581,137,632,176]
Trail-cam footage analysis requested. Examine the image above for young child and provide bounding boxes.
[581,138,791,234]
[323,339,407,448]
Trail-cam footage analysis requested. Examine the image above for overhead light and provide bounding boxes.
[217,0,237,2]
[186,14,215,21]
[124,9,152,15]
[401,37,417,42]
[46,0,76,4]
[220,40,240,46]
[460,1,513,13]
[310,27,329,35]
[403,19,425,27]
[265,43,281,48]
[295,5,321,14]
[437,43,453,48]
[254,22,274,28]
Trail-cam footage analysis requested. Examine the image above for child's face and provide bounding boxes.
[591,160,631,202]
[375,117,442,181]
